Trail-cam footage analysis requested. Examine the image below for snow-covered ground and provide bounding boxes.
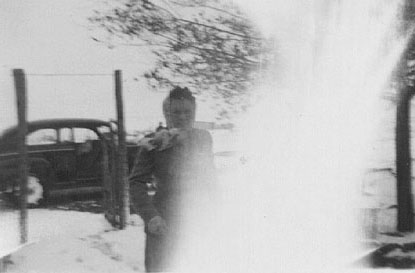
[0,209,146,273]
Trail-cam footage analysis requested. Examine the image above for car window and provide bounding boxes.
[60,128,73,143]
[73,128,99,143]
[97,125,110,135]
[27,129,57,145]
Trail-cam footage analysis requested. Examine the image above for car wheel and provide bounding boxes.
[26,175,44,206]
[11,174,47,207]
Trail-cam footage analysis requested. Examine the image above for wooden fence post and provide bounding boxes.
[115,70,129,228]
[102,137,114,224]
[13,69,28,243]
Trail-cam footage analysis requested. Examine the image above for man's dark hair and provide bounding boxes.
[168,86,195,103]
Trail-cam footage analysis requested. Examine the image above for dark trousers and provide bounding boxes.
[145,230,179,272]
[145,233,164,272]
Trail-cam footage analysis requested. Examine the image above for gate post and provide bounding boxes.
[13,69,28,243]
[115,70,129,228]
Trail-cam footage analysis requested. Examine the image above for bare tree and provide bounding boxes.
[394,0,415,232]
[395,82,414,232]
[89,0,275,120]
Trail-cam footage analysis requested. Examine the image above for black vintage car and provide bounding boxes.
[0,119,138,206]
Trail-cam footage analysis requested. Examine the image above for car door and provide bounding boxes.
[73,128,102,186]
[27,127,77,185]
[53,127,77,185]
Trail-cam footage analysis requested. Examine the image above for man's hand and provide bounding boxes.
[148,216,167,236]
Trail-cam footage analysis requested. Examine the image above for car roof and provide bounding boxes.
[0,118,111,140]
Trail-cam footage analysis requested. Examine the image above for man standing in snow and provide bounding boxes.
[129,86,216,272]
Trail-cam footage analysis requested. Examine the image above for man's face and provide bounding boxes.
[167,99,195,129]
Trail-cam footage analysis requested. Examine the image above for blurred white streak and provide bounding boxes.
[173,0,408,272]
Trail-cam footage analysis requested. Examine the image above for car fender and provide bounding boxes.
[0,157,51,192]
[28,158,52,187]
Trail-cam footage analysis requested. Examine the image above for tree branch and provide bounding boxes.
[176,18,262,40]
[151,33,259,64]
[139,1,262,40]
[170,0,246,19]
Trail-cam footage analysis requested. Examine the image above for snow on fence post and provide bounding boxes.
[115,70,129,229]
[13,69,28,243]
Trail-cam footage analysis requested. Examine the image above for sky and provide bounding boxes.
[0,0,216,133]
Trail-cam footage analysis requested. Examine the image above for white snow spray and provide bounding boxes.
[172,0,409,272]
